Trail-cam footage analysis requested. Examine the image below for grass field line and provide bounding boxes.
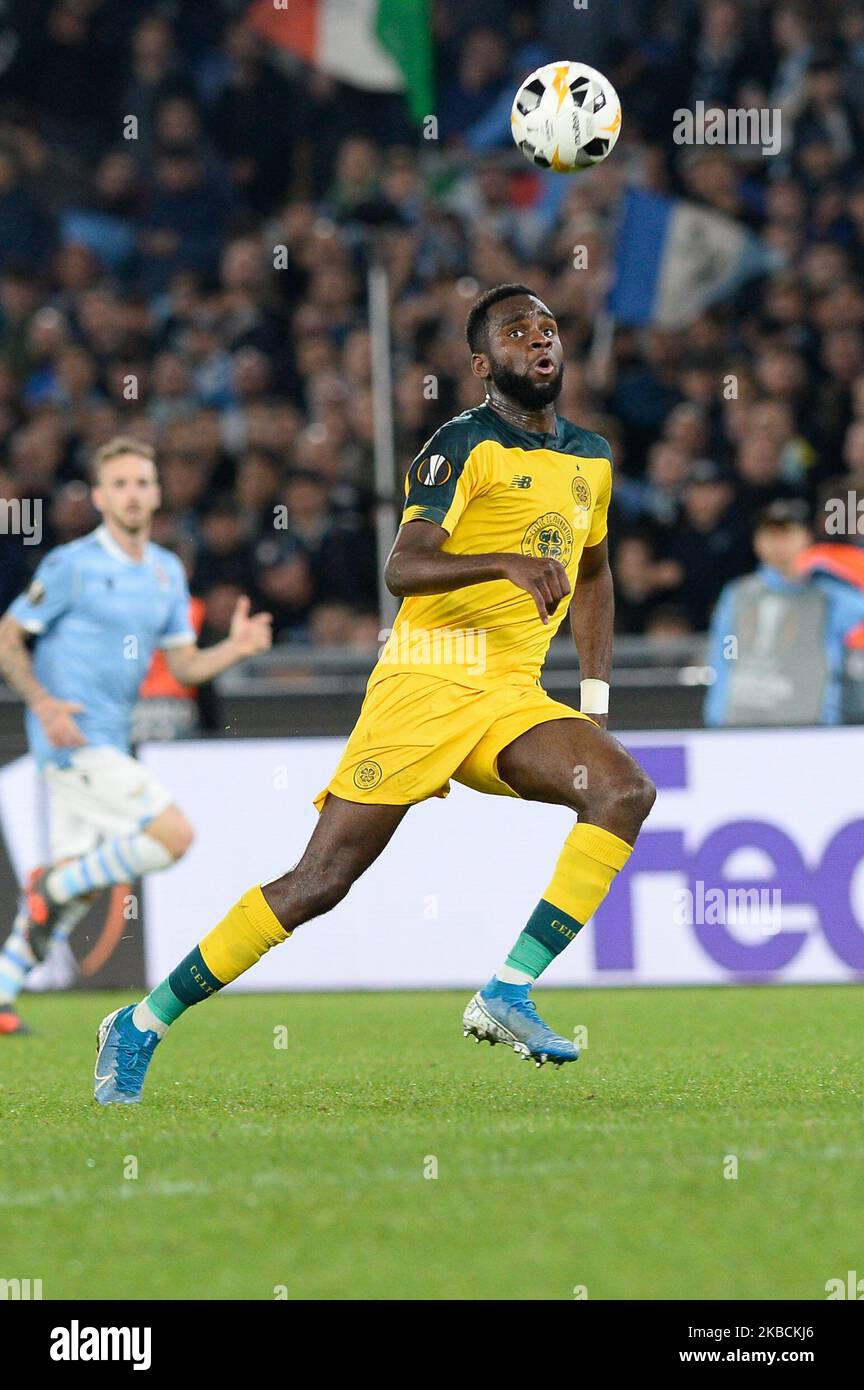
[2,1139,862,1211]
[2,991,862,1299]
[0,1168,367,1209]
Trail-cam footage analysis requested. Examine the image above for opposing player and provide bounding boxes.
[94,285,655,1103]
[0,436,272,1034]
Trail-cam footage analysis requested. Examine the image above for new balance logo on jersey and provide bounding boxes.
[510,475,533,489]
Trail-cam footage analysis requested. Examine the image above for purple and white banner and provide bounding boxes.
[139,729,864,990]
[2,729,862,990]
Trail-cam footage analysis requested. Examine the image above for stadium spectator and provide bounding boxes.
[611,532,678,636]
[659,460,753,631]
[0,467,27,613]
[0,0,864,670]
[437,27,512,141]
[118,15,193,155]
[705,501,864,726]
[0,148,53,273]
[193,498,256,596]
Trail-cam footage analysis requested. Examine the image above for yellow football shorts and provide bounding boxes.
[313,672,591,810]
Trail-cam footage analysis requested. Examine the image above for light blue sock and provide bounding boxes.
[0,899,90,1004]
[46,832,172,903]
[0,913,36,1005]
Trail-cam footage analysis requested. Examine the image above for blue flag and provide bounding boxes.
[608,188,784,329]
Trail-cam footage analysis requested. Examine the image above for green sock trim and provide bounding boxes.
[505,934,554,980]
[505,899,584,981]
[146,978,188,1027]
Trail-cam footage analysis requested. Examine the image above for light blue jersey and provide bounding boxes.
[9,525,195,768]
[705,565,864,727]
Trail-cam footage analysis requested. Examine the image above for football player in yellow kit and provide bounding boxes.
[94,284,656,1103]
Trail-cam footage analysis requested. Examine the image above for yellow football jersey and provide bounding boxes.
[373,402,613,689]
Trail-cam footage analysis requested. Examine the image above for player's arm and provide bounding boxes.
[569,537,614,728]
[569,449,615,726]
[0,611,85,746]
[164,596,273,685]
[570,537,614,680]
[385,519,571,624]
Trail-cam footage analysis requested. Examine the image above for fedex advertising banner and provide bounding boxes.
[133,729,864,991]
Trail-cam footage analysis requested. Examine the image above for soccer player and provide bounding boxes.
[94,286,656,1104]
[0,436,272,1035]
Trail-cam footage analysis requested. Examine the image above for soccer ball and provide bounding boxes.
[511,61,622,172]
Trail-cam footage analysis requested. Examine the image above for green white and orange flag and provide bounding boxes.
[247,0,434,123]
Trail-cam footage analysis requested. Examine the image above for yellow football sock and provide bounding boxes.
[502,823,633,982]
[547,823,633,923]
[199,885,291,985]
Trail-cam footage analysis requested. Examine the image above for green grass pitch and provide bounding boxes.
[1,985,861,1301]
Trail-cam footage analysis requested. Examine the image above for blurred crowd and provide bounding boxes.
[1,0,864,647]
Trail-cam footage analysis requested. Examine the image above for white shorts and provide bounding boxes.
[42,746,175,861]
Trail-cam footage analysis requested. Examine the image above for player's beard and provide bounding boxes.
[489,358,564,411]
[114,508,150,536]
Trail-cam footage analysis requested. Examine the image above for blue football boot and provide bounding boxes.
[94,1005,160,1105]
[463,977,579,1068]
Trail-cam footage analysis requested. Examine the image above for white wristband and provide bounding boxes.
[580,679,609,715]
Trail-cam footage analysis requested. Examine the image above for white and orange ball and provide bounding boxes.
[511,61,622,172]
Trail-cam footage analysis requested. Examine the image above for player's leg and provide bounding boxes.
[0,889,97,1033]
[0,770,102,1033]
[94,671,507,1101]
[0,897,43,1033]
[3,751,191,1033]
[94,796,409,1104]
[25,793,194,940]
[464,715,655,1065]
[494,715,654,975]
[138,793,409,1032]
[0,894,41,1032]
